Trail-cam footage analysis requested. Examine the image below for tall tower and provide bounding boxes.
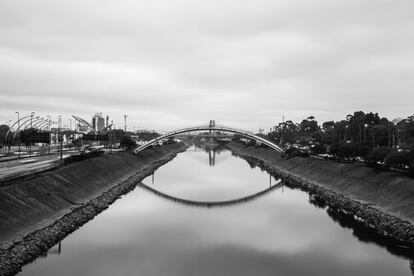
[92,113,105,132]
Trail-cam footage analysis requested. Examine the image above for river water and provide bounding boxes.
[19,145,413,275]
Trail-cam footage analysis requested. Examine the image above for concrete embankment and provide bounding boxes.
[0,143,188,276]
[227,142,414,248]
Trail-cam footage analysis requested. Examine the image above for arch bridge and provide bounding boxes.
[134,121,285,154]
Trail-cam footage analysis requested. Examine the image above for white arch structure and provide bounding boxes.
[134,124,285,154]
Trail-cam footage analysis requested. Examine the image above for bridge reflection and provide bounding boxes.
[197,143,227,167]
[138,180,283,209]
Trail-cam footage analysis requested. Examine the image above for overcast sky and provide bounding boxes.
[0,0,413,131]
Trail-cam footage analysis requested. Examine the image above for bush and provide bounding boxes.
[285,147,297,155]
[384,151,411,168]
[328,142,345,155]
[120,136,136,151]
[311,144,326,154]
[246,140,256,147]
[355,141,375,158]
[231,136,241,143]
[285,147,309,159]
[408,167,414,178]
[366,147,392,165]
[337,143,358,159]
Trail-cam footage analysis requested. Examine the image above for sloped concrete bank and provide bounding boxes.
[227,142,414,252]
[0,143,188,276]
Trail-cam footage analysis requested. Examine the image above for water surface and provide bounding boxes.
[19,145,413,275]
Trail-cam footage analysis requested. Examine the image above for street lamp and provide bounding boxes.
[58,116,63,161]
[124,115,128,132]
[15,112,20,158]
[345,125,349,142]
[47,115,51,154]
[392,122,396,147]
[7,120,12,153]
[29,112,35,156]
[363,124,368,141]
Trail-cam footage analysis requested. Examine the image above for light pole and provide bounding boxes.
[345,125,349,142]
[392,122,396,147]
[47,115,51,154]
[58,116,63,161]
[7,120,11,153]
[15,112,20,158]
[363,124,368,141]
[124,115,127,132]
[29,112,34,156]
[68,118,73,150]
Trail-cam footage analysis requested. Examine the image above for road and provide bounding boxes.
[0,152,76,182]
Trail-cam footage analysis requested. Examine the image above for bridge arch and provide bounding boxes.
[134,124,285,154]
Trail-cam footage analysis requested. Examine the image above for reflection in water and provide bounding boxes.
[209,150,215,166]
[19,145,414,276]
[138,179,282,208]
[38,242,62,259]
[196,142,229,167]
[309,194,414,261]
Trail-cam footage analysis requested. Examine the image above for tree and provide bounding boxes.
[299,117,319,135]
[0,125,10,145]
[337,143,358,159]
[137,131,160,141]
[231,135,241,143]
[108,129,126,144]
[371,124,389,146]
[311,144,326,154]
[328,142,344,156]
[354,141,375,158]
[385,151,411,168]
[366,147,392,165]
[246,139,256,147]
[120,136,136,151]
[72,138,82,151]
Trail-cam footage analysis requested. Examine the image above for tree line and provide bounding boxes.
[265,111,414,177]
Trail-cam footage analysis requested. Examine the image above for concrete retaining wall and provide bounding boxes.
[0,143,187,250]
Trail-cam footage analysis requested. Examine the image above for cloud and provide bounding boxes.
[0,0,413,130]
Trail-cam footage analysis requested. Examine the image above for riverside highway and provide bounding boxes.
[0,153,73,182]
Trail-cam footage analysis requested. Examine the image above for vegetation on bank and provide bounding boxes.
[242,111,414,177]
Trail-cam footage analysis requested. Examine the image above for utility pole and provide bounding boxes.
[124,115,127,132]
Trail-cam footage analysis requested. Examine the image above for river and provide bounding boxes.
[19,145,413,275]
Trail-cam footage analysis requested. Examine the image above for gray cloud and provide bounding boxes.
[0,0,413,130]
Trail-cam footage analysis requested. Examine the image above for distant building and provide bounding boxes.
[78,124,89,132]
[92,113,105,132]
